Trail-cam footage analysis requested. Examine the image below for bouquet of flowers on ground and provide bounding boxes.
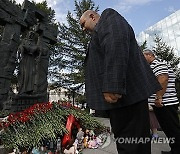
[0,102,106,152]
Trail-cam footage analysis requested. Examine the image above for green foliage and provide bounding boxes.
[34,0,56,24]
[76,93,86,104]
[139,40,147,51]
[1,102,105,150]
[49,0,99,87]
[74,0,99,19]
[153,35,180,79]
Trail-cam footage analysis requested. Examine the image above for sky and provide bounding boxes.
[15,0,180,34]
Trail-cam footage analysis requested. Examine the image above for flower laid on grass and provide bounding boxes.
[0,102,106,151]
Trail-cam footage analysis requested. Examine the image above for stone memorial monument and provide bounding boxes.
[0,0,57,112]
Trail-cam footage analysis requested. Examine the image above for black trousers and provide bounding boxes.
[153,104,180,154]
[108,100,151,154]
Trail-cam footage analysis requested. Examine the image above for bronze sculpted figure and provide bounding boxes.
[18,31,40,95]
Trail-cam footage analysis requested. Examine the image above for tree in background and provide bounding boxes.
[153,35,180,79]
[139,40,147,51]
[49,0,99,88]
[35,0,56,24]
[48,0,99,104]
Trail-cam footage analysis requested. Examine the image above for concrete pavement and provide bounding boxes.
[83,117,171,154]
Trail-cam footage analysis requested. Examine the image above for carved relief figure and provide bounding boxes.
[18,31,40,95]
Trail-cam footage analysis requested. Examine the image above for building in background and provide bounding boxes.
[48,87,69,102]
[136,9,180,56]
[48,84,85,107]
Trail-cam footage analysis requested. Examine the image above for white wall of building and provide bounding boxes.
[136,10,180,56]
[48,87,69,102]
